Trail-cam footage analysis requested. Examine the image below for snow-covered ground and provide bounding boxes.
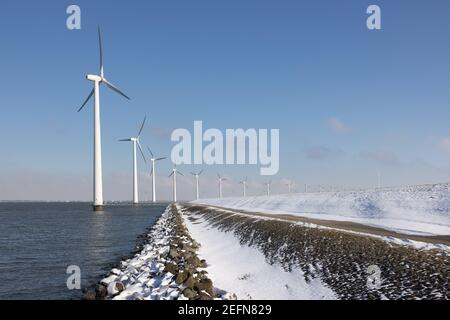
[181,206,336,300]
[193,183,450,236]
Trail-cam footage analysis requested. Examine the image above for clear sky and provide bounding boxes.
[1,0,450,201]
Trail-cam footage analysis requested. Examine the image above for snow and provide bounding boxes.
[182,207,336,300]
[100,207,184,300]
[193,183,450,236]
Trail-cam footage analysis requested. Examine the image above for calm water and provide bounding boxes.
[0,202,168,300]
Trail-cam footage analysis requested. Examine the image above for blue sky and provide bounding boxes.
[1,0,450,200]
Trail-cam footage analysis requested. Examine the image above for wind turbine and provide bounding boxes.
[190,170,204,201]
[77,27,130,211]
[239,177,248,197]
[217,174,227,199]
[264,180,271,196]
[119,117,147,205]
[377,172,381,189]
[285,181,293,194]
[147,147,167,203]
[169,166,183,202]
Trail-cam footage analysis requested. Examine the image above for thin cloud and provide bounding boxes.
[304,146,344,160]
[326,117,352,133]
[150,126,174,140]
[360,150,400,165]
[438,138,450,154]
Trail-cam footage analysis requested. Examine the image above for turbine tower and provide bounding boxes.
[119,117,147,205]
[239,177,248,197]
[169,166,183,202]
[377,172,381,189]
[217,174,227,199]
[265,180,271,196]
[78,28,130,211]
[190,170,204,201]
[147,147,167,203]
[285,181,293,194]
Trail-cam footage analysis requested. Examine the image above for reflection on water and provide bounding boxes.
[0,202,167,300]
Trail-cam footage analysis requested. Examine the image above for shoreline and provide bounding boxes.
[86,205,233,300]
[85,203,450,300]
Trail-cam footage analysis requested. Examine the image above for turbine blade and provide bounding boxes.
[169,172,174,177]
[147,146,154,158]
[103,79,130,100]
[118,138,132,142]
[150,168,153,177]
[156,157,166,161]
[137,141,147,163]
[177,171,184,176]
[138,116,146,137]
[77,88,95,112]
[199,170,203,175]
[98,27,104,78]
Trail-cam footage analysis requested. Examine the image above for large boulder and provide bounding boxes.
[196,278,214,296]
[164,262,178,275]
[175,270,188,284]
[182,288,196,299]
[107,281,125,296]
[184,275,196,289]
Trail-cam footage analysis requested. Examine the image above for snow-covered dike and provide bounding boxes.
[181,204,450,300]
[193,183,450,236]
[180,205,336,300]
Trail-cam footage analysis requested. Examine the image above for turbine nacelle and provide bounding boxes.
[147,147,166,164]
[118,116,147,163]
[86,74,103,82]
[77,28,130,113]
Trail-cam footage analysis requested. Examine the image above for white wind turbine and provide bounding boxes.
[190,170,204,201]
[77,28,130,211]
[264,180,272,196]
[169,166,184,202]
[119,117,147,205]
[285,180,293,194]
[217,174,227,199]
[239,177,248,197]
[147,147,167,203]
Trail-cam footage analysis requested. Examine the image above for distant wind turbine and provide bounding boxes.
[190,170,204,201]
[264,180,271,196]
[285,181,293,194]
[377,172,381,189]
[147,147,167,203]
[169,166,183,202]
[239,177,248,197]
[217,174,227,199]
[77,27,130,211]
[119,116,147,205]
